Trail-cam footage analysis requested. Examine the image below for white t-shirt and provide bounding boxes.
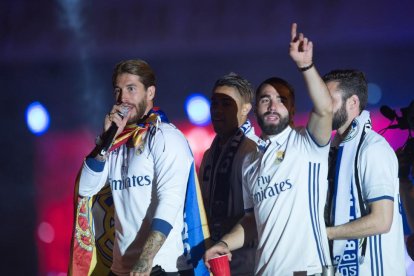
[78,122,193,275]
[242,126,331,275]
[348,130,405,276]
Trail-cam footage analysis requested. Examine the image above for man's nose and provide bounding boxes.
[268,100,277,111]
[118,89,128,103]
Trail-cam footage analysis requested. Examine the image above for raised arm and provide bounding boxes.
[289,23,332,145]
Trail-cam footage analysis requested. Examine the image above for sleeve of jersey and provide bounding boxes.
[78,157,109,197]
[304,127,331,150]
[151,127,194,237]
[359,139,397,203]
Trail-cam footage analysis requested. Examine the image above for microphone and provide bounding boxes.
[380,105,397,121]
[99,106,129,156]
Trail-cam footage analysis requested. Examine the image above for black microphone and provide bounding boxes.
[380,105,397,121]
[99,106,129,156]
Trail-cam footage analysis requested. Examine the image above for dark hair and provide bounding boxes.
[256,77,296,126]
[112,59,156,89]
[213,72,254,104]
[323,69,368,112]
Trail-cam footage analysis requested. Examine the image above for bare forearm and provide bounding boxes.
[288,23,332,119]
[328,216,384,240]
[302,66,332,117]
[303,65,332,145]
[220,224,246,251]
[221,214,256,251]
[327,201,393,240]
[132,231,166,272]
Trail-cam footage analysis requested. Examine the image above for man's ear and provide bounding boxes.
[241,103,252,116]
[146,86,156,101]
[348,94,360,111]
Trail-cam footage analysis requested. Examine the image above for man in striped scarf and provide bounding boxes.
[324,69,405,275]
[199,73,260,275]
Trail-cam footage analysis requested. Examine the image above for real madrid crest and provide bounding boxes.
[275,150,285,165]
[135,144,145,155]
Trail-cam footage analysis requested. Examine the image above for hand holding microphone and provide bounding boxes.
[99,105,130,156]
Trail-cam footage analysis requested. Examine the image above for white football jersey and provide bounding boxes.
[242,126,331,275]
[79,122,193,275]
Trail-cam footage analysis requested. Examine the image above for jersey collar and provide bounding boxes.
[263,125,291,148]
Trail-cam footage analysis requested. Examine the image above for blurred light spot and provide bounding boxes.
[185,127,214,155]
[26,101,50,135]
[185,94,210,126]
[368,83,382,105]
[38,222,55,243]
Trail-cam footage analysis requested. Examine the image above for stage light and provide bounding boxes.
[368,82,382,105]
[26,101,50,135]
[37,222,55,244]
[186,127,214,151]
[185,93,210,126]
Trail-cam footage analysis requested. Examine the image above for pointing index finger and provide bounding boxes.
[291,23,297,42]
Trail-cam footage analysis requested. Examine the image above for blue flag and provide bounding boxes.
[182,162,211,275]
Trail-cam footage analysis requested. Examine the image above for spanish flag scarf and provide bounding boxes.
[109,107,168,152]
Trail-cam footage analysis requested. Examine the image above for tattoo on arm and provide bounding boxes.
[132,231,166,272]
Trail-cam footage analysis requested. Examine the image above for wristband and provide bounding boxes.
[96,153,107,161]
[299,63,314,72]
[218,240,229,248]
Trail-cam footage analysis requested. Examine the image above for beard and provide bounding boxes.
[128,99,148,123]
[257,112,290,136]
[332,102,348,130]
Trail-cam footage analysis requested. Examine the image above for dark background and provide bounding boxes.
[1,1,414,275]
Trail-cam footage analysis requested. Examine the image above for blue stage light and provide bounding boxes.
[185,93,210,126]
[368,83,382,105]
[26,101,50,135]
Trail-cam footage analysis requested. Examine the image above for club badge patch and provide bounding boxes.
[275,150,285,165]
[135,144,145,156]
